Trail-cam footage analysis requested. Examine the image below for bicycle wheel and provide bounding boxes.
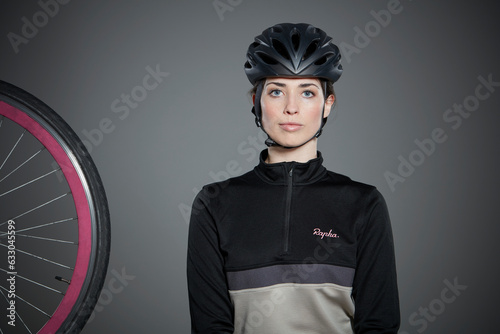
[0,80,110,333]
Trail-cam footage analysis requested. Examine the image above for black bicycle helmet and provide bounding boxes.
[244,23,343,149]
[244,23,343,85]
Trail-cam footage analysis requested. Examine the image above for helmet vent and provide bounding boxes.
[314,51,334,65]
[250,42,260,48]
[291,30,300,52]
[314,55,327,65]
[256,51,279,65]
[246,54,256,66]
[303,40,319,61]
[271,39,291,60]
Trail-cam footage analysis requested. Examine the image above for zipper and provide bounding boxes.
[283,166,293,254]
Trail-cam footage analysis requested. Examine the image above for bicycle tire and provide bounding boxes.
[0,80,111,334]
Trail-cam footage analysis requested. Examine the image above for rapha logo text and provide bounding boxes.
[313,228,339,239]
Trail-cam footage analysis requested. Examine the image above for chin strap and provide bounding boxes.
[252,81,328,149]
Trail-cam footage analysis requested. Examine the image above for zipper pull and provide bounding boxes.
[289,168,293,177]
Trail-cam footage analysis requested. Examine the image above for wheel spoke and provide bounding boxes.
[0,268,64,295]
[0,287,34,334]
[0,146,46,183]
[11,233,76,244]
[0,167,61,198]
[0,192,71,228]
[0,129,25,172]
[0,217,76,238]
[0,284,51,318]
[0,242,73,270]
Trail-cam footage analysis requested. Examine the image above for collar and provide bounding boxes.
[254,149,327,185]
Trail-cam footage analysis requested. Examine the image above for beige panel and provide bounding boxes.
[230,283,354,334]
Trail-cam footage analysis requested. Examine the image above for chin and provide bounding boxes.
[265,127,317,148]
[273,136,313,148]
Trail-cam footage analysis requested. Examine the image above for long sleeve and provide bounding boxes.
[352,189,400,333]
[187,188,234,334]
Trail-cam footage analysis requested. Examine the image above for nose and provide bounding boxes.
[284,95,299,115]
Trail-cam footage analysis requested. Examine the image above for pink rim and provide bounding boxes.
[0,101,92,333]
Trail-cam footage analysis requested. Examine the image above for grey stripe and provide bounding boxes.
[227,264,355,291]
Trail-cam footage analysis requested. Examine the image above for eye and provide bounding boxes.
[302,90,315,98]
[269,89,283,97]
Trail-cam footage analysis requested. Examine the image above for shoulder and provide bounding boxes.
[200,168,257,191]
[322,171,392,236]
[320,170,390,216]
[324,169,380,195]
[195,169,258,202]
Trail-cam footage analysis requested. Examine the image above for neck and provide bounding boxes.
[265,138,318,163]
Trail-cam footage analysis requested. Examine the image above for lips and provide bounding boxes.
[279,122,303,132]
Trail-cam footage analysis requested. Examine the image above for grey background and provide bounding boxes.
[1,0,499,333]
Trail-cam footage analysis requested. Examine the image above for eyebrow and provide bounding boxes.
[265,81,320,89]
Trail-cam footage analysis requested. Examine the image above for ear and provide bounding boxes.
[323,94,335,118]
[252,93,256,106]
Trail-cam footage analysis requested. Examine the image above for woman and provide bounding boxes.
[187,23,400,333]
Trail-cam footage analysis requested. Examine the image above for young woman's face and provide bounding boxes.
[257,77,334,148]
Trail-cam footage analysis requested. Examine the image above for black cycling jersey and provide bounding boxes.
[187,149,400,333]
